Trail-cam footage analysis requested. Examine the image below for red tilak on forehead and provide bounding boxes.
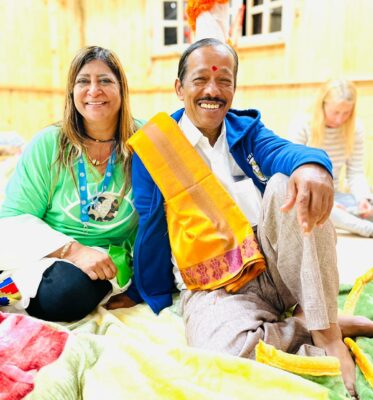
[211,65,218,71]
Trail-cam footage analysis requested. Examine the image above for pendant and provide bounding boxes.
[92,158,99,166]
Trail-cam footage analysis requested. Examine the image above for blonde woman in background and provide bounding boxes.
[289,79,373,238]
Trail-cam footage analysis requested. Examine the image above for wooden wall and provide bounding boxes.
[1,0,372,183]
[0,0,84,138]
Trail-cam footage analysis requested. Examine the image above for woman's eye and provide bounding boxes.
[99,78,112,85]
[76,79,89,85]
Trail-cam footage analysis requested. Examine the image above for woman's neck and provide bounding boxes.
[84,121,117,142]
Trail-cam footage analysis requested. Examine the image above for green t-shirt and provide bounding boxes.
[0,125,138,249]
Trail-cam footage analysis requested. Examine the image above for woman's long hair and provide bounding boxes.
[310,79,357,157]
[56,45,137,194]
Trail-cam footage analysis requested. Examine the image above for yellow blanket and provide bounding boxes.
[25,304,330,399]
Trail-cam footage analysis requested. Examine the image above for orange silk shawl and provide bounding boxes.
[127,112,266,292]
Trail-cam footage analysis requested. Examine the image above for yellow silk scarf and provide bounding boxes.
[127,112,266,292]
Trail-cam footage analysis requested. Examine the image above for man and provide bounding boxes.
[127,39,373,397]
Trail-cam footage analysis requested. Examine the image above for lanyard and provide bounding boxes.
[78,149,116,223]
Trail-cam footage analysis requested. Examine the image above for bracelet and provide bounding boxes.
[60,241,74,259]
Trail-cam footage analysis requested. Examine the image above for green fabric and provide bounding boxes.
[339,283,373,399]
[297,374,351,400]
[338,284,353,311]
[353,280,373,319]
[108,243,133,287]
[340,281,373,399]
[354,337,373,399]
[356,363,373,400]
[0,125,140,249]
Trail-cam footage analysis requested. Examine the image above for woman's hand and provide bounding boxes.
[63,242,117,280]
[358,198,373,219]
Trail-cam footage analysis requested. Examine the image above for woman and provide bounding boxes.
[289,79,373,238]
[0,46,143,321]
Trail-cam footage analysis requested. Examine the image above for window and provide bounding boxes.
[230,0,285,44]
[160,1,191,47]
[152,0,285,54]
[245,0,283,36]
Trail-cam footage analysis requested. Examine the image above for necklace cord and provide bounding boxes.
[85,133,116,143]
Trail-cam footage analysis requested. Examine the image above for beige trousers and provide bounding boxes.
[180,173,339,359]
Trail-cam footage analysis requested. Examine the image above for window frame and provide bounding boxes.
[151,0,290,56]
[152,0,191,56]
[231,0,288,48]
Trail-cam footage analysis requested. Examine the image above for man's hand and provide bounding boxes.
[280,163,334,234]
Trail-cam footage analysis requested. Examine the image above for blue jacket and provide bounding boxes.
[127,108,332,314]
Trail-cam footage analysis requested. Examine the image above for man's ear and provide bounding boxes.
[175,78,184,101]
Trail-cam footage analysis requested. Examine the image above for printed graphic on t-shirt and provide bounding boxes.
[62,183,135,230]
[87,193,119,222]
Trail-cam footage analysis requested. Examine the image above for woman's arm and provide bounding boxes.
[346,123,372,202]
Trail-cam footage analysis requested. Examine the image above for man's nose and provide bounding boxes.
[204,80,219,96]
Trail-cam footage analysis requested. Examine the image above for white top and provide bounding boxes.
[0,215,127,310]
[288,115,372,202]
[172,113,263,290]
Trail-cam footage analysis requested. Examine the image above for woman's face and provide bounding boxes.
[323,100,354,128]
[73,59,121,134]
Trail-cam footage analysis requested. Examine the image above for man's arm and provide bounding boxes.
[252,123,334,233]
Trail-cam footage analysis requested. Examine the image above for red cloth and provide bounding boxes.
[0,312,68,399]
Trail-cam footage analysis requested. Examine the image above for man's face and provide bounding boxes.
[175,45,235,139]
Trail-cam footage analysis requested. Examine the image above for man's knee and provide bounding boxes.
[263,173,289,205]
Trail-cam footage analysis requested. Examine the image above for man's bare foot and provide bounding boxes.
[338,315,373,338]
[311,323,356,397]
[105,293,137,310]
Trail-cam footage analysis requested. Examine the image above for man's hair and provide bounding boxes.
[177,38,239,88]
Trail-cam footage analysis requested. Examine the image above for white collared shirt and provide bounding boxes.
[172,112,263,290]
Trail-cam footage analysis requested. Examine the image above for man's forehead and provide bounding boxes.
[188,65,233,75]
[191,45,232,58]
[187,47,234,70]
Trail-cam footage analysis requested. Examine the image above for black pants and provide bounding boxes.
[26,261,111,322]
